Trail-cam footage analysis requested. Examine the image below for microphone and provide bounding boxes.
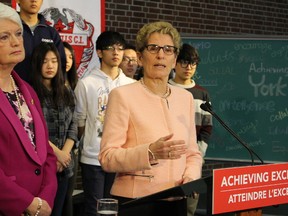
[200,102,264,165]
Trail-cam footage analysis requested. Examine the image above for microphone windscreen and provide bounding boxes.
[200,103,209,111]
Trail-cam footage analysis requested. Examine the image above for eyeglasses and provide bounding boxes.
[178,60,197,68]
[102,45,125,52]
[145,44,177,55]
[122,56,138,64]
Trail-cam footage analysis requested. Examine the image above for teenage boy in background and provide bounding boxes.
[14,0,66,84]
[169,43,213,216]
[119,43,138,79]
[74,31,135,216]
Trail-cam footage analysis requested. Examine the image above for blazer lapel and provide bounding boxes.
[0,73,48,165]
[15,73,48,165]
[0,90,43,164]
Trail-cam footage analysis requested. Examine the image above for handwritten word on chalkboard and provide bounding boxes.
[183,37,288,163]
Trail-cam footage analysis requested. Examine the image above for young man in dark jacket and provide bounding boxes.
[14,0,66,84]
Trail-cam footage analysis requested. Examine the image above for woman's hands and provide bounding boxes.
[56,149,71,168]
[26,197,52,216]
[149,133,187,160]
[49,141,71,172]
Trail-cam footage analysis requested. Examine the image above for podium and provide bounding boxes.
[120,176,212,216]
[119,163,288,216]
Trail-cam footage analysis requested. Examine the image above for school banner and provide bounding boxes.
[12,0,105,78]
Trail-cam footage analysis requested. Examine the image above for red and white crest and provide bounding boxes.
[12,0,105,78]
[42,7,95,78]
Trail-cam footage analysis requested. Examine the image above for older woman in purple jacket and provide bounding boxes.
[0,3,57,216]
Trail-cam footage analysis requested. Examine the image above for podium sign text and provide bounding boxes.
[212,163,288,214]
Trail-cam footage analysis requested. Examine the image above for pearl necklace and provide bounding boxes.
[10,75,24,120]
[140,78,171,99]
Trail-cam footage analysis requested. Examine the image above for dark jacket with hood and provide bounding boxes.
[15,13,66,84]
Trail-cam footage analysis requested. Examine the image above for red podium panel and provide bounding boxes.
[212,163,288,214]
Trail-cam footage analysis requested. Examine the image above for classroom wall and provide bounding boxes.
[105,0,288,44]
[5,0,286,40]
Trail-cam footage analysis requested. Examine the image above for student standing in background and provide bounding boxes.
[169,43,213,215]
[119,43,138,79]
[14,0,66,84]
[62,41,79,216]
[31,42,78,216]
[74,31,135,216]
[63,41,78,90]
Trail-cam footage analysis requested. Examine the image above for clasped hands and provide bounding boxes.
[149,133,187,160]
[56,150,71,172]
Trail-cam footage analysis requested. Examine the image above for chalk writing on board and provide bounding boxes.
[237,120,259,135]
[269,126,288,136]
[209,66,236,75]
[214,83,235,96]
[248,75,287,97]
[224,119,253,128]
[238,55,263,63]
[198,79,218,87]
[200,50,235,64]
[272,144,288,154]
[191,42,211,50]
[271,45,288,59]
[249,63,288,76]
[269,108,288,122]
[183,37,288,162]
[234,42,272,53]
[218,100,275,113]
[194,69,218,86]
[225,139,265,152]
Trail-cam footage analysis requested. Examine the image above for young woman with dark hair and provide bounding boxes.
[31,42,78,216]
[63,41,78,90]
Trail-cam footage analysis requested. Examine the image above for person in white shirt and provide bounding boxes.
[74,31,135,216]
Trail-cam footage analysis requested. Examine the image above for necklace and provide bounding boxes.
[10,75,24,120]
[140,78,171,99]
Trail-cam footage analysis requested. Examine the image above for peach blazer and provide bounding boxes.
[100,82,202,198]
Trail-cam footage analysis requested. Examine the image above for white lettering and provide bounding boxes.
[269,187,288,197]
[221,172,269,187]
[248,75,287,97]
[271,170,288,181]
[228,190,267,203]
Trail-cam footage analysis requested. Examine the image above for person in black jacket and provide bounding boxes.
[14,0,66,84]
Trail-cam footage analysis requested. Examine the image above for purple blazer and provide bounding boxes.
[0,72,57,216]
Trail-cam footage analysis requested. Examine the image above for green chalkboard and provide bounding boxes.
[182,37,288,163]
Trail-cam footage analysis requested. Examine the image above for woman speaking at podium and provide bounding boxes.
[99,21,202,216]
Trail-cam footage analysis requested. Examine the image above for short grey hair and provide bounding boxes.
[0,3,23,30]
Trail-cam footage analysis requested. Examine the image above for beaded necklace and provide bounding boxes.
[140,78,171,108]
[10,75,24,120]
[140,78,171,99]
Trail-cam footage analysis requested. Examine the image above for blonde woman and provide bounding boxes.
[99,21,202,216]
